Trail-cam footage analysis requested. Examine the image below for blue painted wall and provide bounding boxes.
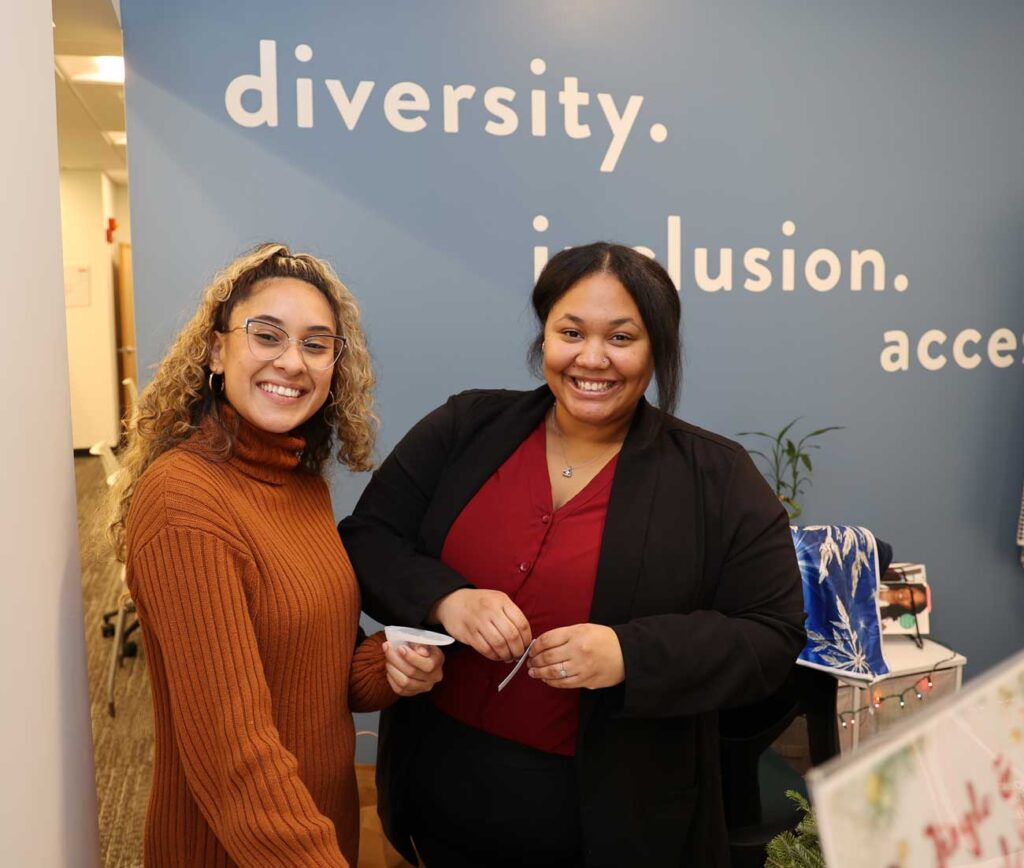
[122,2,1024,753]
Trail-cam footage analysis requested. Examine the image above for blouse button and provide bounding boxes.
[519,562,529,572]
[541,514,551,524]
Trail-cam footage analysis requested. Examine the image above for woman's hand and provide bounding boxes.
[382,642,445,697]
[527,624,625,689]
[429,588,532,663]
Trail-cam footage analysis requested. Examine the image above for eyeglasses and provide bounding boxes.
[222,318,347,370]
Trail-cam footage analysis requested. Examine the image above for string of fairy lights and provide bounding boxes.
[836,647,961,730]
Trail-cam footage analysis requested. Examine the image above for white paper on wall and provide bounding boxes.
[63,264,90,307]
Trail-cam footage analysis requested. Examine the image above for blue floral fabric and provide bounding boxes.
[792,525,889,681]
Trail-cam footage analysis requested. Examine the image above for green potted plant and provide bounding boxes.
[765,791,825,868]
[738,418,843,520]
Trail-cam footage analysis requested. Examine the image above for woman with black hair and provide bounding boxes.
[879,582,930,623]
[340,242,806,867]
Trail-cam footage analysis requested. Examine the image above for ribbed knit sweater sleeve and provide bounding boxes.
[132,525,349,868]
[349,631,399,713]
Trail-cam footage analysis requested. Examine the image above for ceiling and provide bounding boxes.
[52,0,128,184]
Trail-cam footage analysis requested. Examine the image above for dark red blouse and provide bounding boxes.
[431,420,618,755]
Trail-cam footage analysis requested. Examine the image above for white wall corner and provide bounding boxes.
[1,3,101,865]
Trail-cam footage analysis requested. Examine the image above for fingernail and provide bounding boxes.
[382,642,389,652]
[399,645,408,656]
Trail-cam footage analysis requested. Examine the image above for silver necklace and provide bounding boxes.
[548,410,618,478]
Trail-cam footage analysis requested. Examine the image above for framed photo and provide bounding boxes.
[879,562,930,636]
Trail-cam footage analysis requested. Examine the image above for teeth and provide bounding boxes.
[573,378,614,393]
[260,382,302,398]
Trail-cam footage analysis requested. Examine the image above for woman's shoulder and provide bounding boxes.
[657,414,777,504]
[404,387,540,439]
[136,440,225,496]
[660,413,743,453]
[657,413,749,474]
[128,444,243,553]
[443,386,548,426]
[444,387,535,413]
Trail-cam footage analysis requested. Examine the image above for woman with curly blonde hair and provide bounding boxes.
[115,243,443,867]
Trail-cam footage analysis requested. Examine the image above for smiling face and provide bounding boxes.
[209,277,338,434]
[881,583,929,613]
[543,271,655,436]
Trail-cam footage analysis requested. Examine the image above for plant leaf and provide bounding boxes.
[801,454,812,472]
[796,425,843,453]
[778,417,801,441]
[787,790,811,813]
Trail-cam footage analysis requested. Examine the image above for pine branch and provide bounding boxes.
[764,791,825,868]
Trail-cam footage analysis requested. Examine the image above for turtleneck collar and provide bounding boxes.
[193,403,306,485]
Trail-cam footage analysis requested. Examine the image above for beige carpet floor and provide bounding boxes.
[76,455,153,868]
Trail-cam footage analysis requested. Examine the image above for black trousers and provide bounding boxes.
[406,705,585,868]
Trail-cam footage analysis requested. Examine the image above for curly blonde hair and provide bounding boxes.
[106,242,377,561]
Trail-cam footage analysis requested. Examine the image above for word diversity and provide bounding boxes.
[534,214,1021,373]
[224,41,666,173]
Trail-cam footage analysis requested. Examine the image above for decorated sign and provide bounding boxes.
[809,649,1024,867]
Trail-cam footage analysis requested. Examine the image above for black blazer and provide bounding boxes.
[339,387,805,867]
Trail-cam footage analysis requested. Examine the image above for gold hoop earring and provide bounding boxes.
[208,372,224,394]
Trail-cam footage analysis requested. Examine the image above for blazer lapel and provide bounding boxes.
[581,399,660,733]
[588,399,660,626]
[419,386,553,556]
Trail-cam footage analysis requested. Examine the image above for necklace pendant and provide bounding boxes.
[562,467,573,478]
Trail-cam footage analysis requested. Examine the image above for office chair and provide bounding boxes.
[90,432,139,717]
[88,440,122,487]
[720,664,840,868]
[121,377,139,437]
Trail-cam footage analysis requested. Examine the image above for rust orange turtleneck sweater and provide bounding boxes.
[126,407,395,867]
